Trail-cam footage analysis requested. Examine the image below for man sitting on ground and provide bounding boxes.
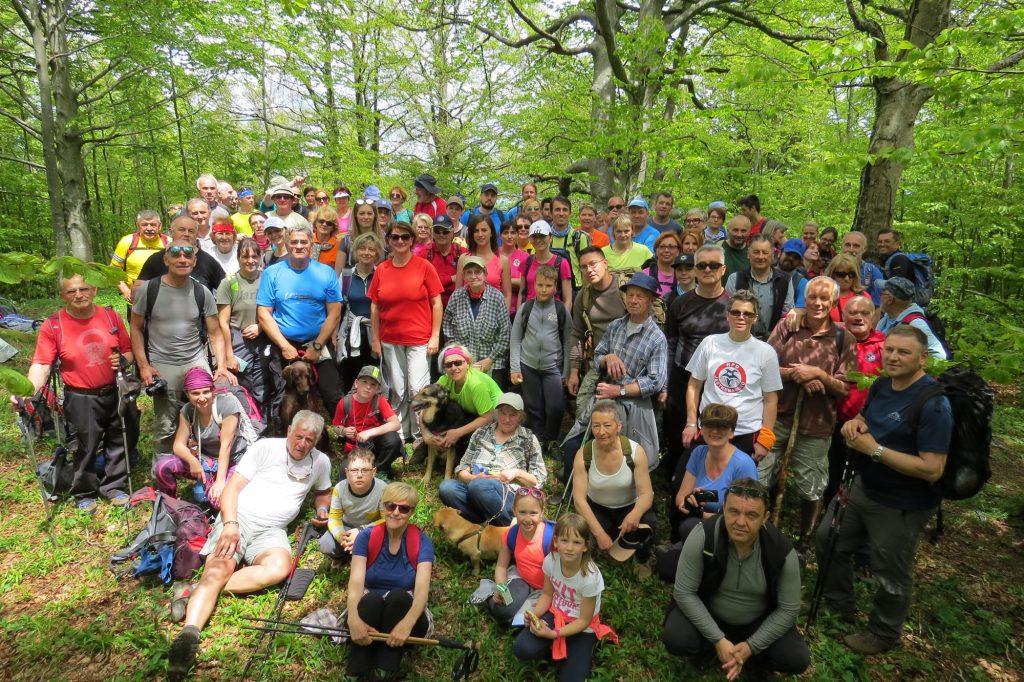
[166,410,332,681]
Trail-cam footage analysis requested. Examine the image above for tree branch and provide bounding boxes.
[987,47,1024,73]
[0,153,44,170]
[0,107,42,139]
[713,5,831,51]
[593,0,634,90]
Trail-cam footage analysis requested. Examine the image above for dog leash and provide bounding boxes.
[287,350,320,383]
[453,484,512,546]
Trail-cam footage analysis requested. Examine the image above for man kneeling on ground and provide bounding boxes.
[661,478,809,678]
[166,410,332,681]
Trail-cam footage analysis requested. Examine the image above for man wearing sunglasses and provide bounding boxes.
[662,477,809,677]
[135,216,226,308]
[725,235,795,340]
[266,184,312,231]
[422,214,467,307]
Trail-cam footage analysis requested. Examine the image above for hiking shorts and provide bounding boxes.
[202,517,290,565]
[756,422,831,501]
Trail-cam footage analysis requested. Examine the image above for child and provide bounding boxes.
[513,512,618,681]
[510,265,572,456]
[318,448,386,560]
[333,365,403,478]
[487,487,556,627]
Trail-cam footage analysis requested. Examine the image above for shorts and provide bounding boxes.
[756,422,831,501]
[201,516,291,565]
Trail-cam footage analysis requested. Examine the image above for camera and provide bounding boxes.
[144,377,168,396]
[693,489,719,504]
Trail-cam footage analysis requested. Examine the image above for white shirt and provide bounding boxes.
[544,553,604,628]
[209,247,239,277]
[234,438,332,528]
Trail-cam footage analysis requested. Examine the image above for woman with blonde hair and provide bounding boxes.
[825,253,873,322]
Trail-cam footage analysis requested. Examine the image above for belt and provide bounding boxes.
[65,384,116,396]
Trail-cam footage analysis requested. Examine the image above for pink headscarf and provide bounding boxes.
[183,367,214,391]
[442,346,469,362]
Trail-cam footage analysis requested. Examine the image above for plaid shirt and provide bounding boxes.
[454,422,547,489]
[442,285,511,369]
[593,314,668,397]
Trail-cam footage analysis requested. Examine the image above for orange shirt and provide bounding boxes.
[581,228,610,248]
[314,233,342,269]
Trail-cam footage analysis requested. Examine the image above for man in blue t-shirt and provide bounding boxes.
[816,325,952,656]
[257,225,344,415]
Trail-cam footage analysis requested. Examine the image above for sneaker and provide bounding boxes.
[108,491,130,507]
[76,498,97,515]
[843,630,897,655]
[167,625,200,681]
[169,581,192,623]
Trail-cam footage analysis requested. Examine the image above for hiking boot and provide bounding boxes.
[108,491,130,507]
[824,601,857,624]
[795,537,812,569]
[167,625,200,681]
[843,630,897,655]
[169,581,192,623]
[76,498,97,516]
[545,440,562,461]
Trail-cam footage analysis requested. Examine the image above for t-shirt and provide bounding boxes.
[685,445,759,514]
[138,248,226,295]
[327,478,385,538]
[522,252,573,303]
[182,393,247,461]
[602,243,652,271]
[332,394,397,452]
[722,242,748,279]
[423,243,465,306]
[256,259,343,342]
[313,233,342,269]
[353,525,436,592]
[508,522,552,589]
[414,197,448,220]
[110,233,166,284]
[543,552,604,629]
[649,218,682,233]
[686,333,783,435]
[368,256,443,345]
[131,279,217,364]
[209,247,239,277]
[32,308,131,389]
[234,438,332,528]
[438,369,501,417]
[857,375,953,510]
[633,226,660,251]
[215,272,261,330]
[231,211,254,236]
[581,229,610,248]
[665,290,731,370]
[506,248,529,315]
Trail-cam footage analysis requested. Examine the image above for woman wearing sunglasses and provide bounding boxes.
[369,221,442,443]
[423,345,501,455]
[825,254,872,323]
[310,205,342,272]
[346,482,435,680]
[332,186,352,233]
[389,186,413,224]
[439,392,546,527]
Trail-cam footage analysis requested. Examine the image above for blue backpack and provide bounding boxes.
[505,519,557,559]
[886,252,935,307]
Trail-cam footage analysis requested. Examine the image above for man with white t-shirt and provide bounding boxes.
[166,410,332,681]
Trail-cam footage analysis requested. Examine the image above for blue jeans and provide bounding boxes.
[438,478,514,526]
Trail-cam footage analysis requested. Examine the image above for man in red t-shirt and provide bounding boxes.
[332,366,403,477]
[422,214,466,306]
[18,275,136,514]
[413,173,447,219]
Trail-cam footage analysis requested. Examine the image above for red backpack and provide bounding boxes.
[366,522,421,568]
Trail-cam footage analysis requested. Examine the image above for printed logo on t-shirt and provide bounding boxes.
[887,411,902,423]
[81,327,112,367]
[713,362,747,394]
[865,352,878,363]
[551,575,580,615]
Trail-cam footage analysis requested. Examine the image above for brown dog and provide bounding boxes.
[431,507,505,575]
[411,383,471,484]
[279,360,323,434]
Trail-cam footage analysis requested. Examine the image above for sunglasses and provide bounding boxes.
[316,219,338,227]
[355,198,375,206]
[433,226,453,234]
[167,245,196,258]
[515,487,546,501]
[388,232,413,242]
[444,359,466,369]
[608,203,624,210]
[833,271,855,279]
[695,262,723,271]
[727,310,757,319]
[273,195,294,201]
[389,193,402,200]
[383,501,414,515]
[727,484,769,501]
[315,196,329,203]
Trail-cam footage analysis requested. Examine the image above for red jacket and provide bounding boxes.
[837,330,885,422]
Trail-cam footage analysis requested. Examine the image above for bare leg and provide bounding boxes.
[223,548,292,594]
[183,555,237,631]
[800,498,822,539]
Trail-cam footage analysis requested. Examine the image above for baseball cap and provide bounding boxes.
[708,201,727,210]
[608,524,653,562]
[447,195,464,208]
[673,253,695,268]
[627,197,650,210]
[357,366,382,384]
[529,220,552,236]
[496,392,524,411]
[432,214,455,230]
[782,238,806,256]
[264,216,286,232]
[462,255,487,271]
[481,183,497,193]
[881,277,915,301]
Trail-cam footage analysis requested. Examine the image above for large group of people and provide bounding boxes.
[20,173,956,681]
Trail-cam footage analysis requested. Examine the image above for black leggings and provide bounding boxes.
[346,590,429,676]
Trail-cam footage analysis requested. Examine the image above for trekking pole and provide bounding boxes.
[240,521,319,681]
[555,419,593,518]
[808,454,856,626]
[114,348,133,493]
[770,391,805,526]
[14,398,58,540]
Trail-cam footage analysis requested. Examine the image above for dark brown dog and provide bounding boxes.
[411,383,471,483]
[431,507,505,575]
[279,360,323,435]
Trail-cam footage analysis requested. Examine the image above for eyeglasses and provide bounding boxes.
[168,246,196,258]
[517,226,531,233]
[684,217,703,223]
[695,262,723,271]
[348,467,375,476]
[581,261,605,272]
[355,198,374,206]
[444,359,466,369]
[316,219,338,227]
[608,203,624,210]
[383,501,414,515]
[388,233,413,242]
[833,271,855,279]
[389,193,402,200]
[433,226,453,234]
[727,484,769,502]
[515,487,546,501]
[727,310,757,319]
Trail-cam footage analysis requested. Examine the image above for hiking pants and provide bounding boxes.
[514,611,597,682]
[150,358,210,453]
[346,590,429,676]
[380,343,429,441]
[587,499,657,561]
[64,387,128,500]
[230,328,272,419]
[816,478,935,643]
[521,364,564,442]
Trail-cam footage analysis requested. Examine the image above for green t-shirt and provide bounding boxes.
[439,369,501,416]
[216,272,261,329]
[603,243,652,271]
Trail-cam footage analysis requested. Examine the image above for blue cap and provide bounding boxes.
[627,197,649,210]
[782,238,806,256]
[481,183,497,193]
[708,201,726,210]
[364,185,382,200]
[619,272,660,296]
[432,214,455,230]
[882,277,915,301]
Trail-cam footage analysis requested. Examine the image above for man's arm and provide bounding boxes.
[129,311,158,385]
[743,549,802,655]
[257,305,293,353]
[673,524,726,644]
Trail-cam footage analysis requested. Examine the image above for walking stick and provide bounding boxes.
[114,349,135,493]
[770,391,805,526]
[808,453,856,626]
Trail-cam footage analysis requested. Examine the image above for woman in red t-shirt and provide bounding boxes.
[826,253,874,323]
[369,221,443,442]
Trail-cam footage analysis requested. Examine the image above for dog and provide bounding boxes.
[279,360,324,437]
[411,383,471,483]
[431,507,505,575]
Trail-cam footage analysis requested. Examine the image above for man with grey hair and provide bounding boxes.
[110,209,168,305]
[196,173,229,214]
[760,276,856,559]
[217,181,237,212]
[187,197,215,254]
[257,225,343,417]
[166,409,332,681]
[266,184,312,231]
[135,216,226,296]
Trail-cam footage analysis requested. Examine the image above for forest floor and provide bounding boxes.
[0,294,1021,681]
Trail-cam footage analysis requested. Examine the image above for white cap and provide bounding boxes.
[529,220,552,236]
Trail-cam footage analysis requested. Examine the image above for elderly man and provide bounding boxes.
[662,478,809,677]
[266,184,312,231]
[186,197,214,253]
[722,216,751,278]
[413,173,447,219]
[166,410,332,681]
[196,173,229,214]
[257,225,343,417]
[818,326,952,654]
[217,181,238,212]
[131,239,232,452]
[110,210,168,305]
[135,216,226,295]
[841,231,883,305]
[19,275,136,514]
[875,277,947,360]
[725,235,795,340]
[759,276,856,557]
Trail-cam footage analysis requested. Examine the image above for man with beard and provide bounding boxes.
[461,183,504,232]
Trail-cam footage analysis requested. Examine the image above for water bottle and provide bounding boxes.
[194,481,208,504]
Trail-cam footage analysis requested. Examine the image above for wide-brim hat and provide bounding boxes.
[608,524,653,562]
[414,173,442,195]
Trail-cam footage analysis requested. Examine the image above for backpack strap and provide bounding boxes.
[542,520,556,554]
[46,311,62,355]
[143,277,162,353]
[193,281,209,350]
[406,524,421,566]
[367,522,421,568]
[122,232,142,270]
[367,522,385,567]
[901,311,927,325]
[906,382,947,432]
[583,436,634,471]
[505,525,519,553]
[555,301,567,347]
[519,299,536,332]
[341,394,353,428]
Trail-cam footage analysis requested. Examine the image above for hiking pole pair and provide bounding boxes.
[239,521,320,681]
[241,617,481,681]
[555,419,594,518]
[807,454,856,626]
[113,348,137,494]
[14,397,58,540]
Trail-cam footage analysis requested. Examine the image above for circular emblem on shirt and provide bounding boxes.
[714,362,747,394]
[866,352,878,363]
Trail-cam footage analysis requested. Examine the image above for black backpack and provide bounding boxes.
[142,277,210,358]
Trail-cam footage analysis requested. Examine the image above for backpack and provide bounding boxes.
[581,435,635,472]
[585,267,667,328]
[520,254,567,305]
[505,519,556,555]
[110,487,211,584]
[122,232,169,270]
[36,446,73,502]
[549,230,586,271]
[885,252,935,307]
[142,277,210,357]
[518,298,568,349]
[366,522,422,568]
[339,393,382,429]
[901,310,952,360]
[213,381,264,437]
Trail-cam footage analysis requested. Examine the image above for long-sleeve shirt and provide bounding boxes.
[442,285,511,369]
[453,422,547,489]
[509,297,572,376]
[326,478,386,540]
[674,522,801,654]
[593,315,668,397]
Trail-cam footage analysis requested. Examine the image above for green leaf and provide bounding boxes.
[0,367,34,396]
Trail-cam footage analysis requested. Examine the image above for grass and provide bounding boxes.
[0,295,1022,680]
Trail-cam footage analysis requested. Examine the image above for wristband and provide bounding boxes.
[685,424,698,429]
[223,520,239,527]
[317,506,329,514]
[756,426,776,450]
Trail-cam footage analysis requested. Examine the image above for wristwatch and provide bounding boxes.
[619,385,626,397]
[870,445,883,463]
[311,341,323,351]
